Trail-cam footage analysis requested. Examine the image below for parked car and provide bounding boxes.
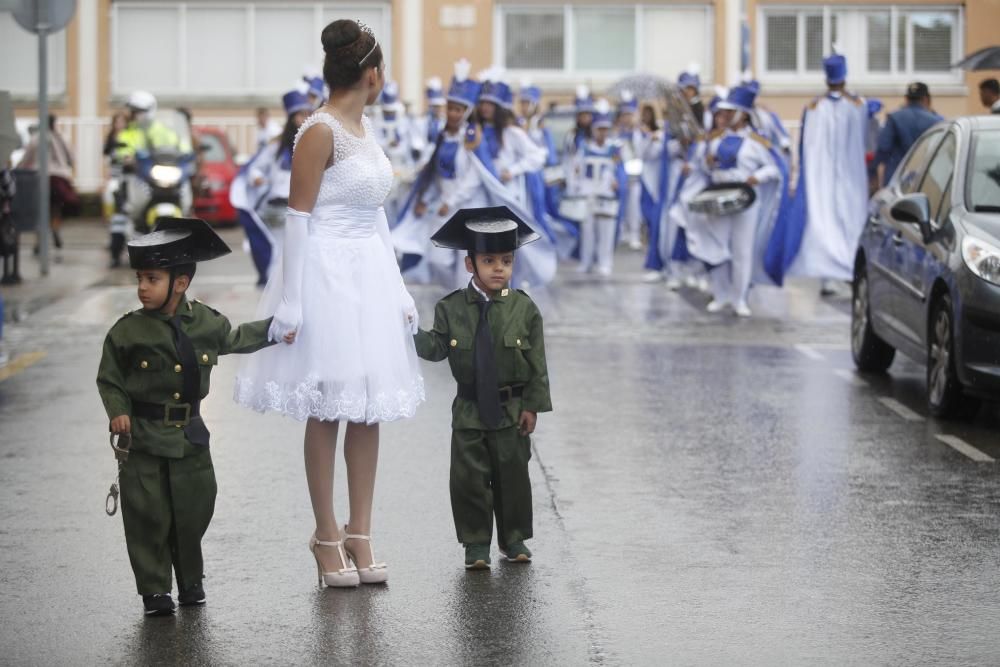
[192,126,238,226]
[852,115,1000,418]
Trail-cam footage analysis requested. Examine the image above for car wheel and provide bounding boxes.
[927,294,981,419]
[851,270,895,373]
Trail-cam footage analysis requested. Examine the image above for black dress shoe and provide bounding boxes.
[142,594,176,616]
[178,583,206,606]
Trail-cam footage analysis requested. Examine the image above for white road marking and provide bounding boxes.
[794,344,825,361]
[935,434,995,463]
[877,397,925,422]
[834,369,868,387]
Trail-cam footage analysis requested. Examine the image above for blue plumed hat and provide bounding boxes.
[426,77,445,106]
[618,90,638,114]
[282,90,312,116]
[381,80,400,106]
[678,62,702,90]
[479,68,514,110]
[823,53,847,85]
[447,59,481,109]
[519,79,542,106]
[718,85,757,113]
[867,98,884,118]
[591,99,614,129]
[575,85,595,113]
[708,86,728,113]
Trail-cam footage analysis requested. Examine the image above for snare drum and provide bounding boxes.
[543,165,566,186]
[558,196,588,222]
[687,183,756,216]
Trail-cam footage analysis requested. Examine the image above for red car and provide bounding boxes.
[192,126,239,226]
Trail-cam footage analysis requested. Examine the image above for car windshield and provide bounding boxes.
[198,133,227,163]
[968,129,1000,213]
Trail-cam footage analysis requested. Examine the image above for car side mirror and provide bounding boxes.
[198,143,212,153]
[891,193,933,244]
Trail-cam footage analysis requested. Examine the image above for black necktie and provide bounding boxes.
[169,315,210,447]
[474,300,502,428]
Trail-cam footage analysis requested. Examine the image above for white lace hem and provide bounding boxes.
[233,374,425,424]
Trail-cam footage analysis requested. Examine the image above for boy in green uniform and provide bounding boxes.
[413,206,552,569]
[96,217,284,616]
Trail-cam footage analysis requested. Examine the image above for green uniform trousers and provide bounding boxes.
[119,442,217,595]
[450,426,533,547]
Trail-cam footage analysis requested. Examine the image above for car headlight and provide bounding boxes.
[962,235,1000,286]
[149,165,183,188]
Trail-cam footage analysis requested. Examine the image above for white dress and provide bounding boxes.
[234,112,425,423]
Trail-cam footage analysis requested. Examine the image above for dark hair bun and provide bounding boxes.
[321,19,383,92]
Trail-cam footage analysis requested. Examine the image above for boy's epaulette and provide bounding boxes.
[192,298,222,316]
[749,132,772,149]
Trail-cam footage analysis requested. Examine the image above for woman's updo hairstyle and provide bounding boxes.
[321,19,383,92]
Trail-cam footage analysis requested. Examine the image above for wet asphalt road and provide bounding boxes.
[1,230,999,665]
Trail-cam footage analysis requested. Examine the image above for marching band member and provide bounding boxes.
[411,77,447,167]
[569,99,626,276]
[765,52,868,296]
[564,85,595,156]
[373,80,416,226]
[637,103,684,283]
[693,85,788,317]
[678,63,709,131]
[615,91,644,251]
[741,74,792,155]
[230,89,312,285]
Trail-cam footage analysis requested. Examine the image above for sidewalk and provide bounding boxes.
[1,218,112,324]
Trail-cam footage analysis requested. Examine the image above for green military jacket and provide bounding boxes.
[96,296,273,458]
[414,284,552,431]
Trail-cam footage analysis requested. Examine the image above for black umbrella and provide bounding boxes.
[606,74,675,101]
[954,46,1000,71]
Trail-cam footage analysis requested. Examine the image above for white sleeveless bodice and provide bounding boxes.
[294,112,395,238]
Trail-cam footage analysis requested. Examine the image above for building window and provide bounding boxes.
[757,5,962,85]
[0,12,68,97]
[497,4,714,83]
[111,2,391,99]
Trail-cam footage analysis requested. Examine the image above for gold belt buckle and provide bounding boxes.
[164,403,191,427]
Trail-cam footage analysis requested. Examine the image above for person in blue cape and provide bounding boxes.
[563,86,595,156]
[229,89,312,285]
[739,74,792,156]
[412,77,447,168]
[637,95,685,283]
[566,99,627,277]
[615,90,645,251]
[686,85,790,317]
[518,79,578,258]
[765,52,869,296]
[393,61,557,289]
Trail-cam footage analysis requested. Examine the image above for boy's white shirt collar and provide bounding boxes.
[470,279,490,301]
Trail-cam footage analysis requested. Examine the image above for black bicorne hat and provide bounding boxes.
[430,206,540,254]
[128,217,232,270]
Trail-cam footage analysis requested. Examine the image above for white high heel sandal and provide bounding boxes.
[309,533,360,588]
[343,527,389,584]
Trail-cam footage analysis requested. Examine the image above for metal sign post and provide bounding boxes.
[13,0,77,277]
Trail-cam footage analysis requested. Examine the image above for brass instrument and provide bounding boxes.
[662,83,703,151]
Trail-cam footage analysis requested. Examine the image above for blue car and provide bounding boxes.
[852,115,1000,418]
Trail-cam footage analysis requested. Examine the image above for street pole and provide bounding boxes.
[37,6,51,276]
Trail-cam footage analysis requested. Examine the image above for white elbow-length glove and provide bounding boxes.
[268,207,309,342]
[376,206,419,334]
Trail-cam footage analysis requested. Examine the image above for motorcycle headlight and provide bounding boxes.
[962,235,1000,286]
[150,165,183,188]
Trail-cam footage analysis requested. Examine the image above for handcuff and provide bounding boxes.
[105,433,132,516]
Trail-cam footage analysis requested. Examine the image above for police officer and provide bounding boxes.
[874,82,942,186]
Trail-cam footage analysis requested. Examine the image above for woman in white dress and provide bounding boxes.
[234,19,423,588]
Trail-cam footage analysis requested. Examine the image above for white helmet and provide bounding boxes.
[127,90,157,114]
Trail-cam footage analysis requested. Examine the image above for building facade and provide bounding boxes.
[3,0,998,191]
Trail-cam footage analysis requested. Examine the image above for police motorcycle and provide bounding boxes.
[123,108,196,233]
